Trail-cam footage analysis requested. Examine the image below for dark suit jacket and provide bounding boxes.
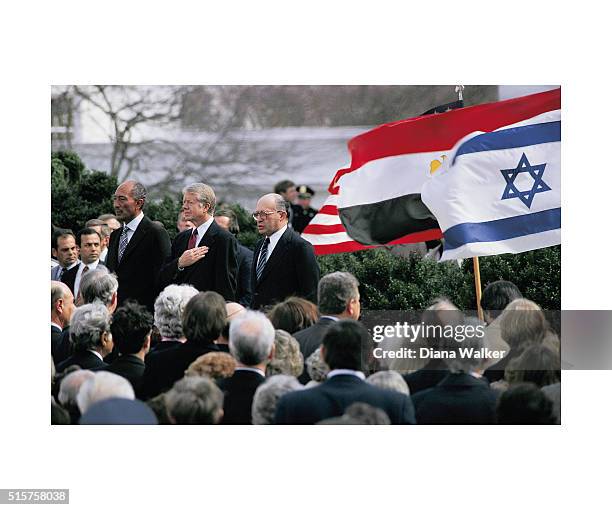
[275,374,416,425]
[250,227,319,310]
[106,216,171,311]
[403,359,450,395]
[217,369,265,424]
[52,325,72,367]
[236,243,253,307]
[59,265,79,295]
[56,350,108,372]
[293,317,336,384]
[412,372,499,424]
[159,221,238,302]
[103,354,146,396]
[142,342,220,399]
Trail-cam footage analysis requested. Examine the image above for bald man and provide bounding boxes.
[250,193,319,310]
[51,281,75,366]
[106,180,171,311]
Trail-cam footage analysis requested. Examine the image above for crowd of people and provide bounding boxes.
[51,179,560,425]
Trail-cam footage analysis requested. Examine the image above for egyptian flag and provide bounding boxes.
[302,88,560,255]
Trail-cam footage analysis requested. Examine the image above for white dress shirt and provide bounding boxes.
[124,211,145,244]
[191,216,215,247]
[258,224,288,266]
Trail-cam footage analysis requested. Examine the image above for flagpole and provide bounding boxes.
[473,257,484,321]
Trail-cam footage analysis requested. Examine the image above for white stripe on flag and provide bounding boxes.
[301,232,354,245]
[336,151,445,208]
[441,229,561,261]
[309,213,343,226]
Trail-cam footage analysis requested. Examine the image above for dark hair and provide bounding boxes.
[480,280,523,318]
[496,383,556,424]
[505,344,561,387]
[110,301,154,354]
[52,228,75,250]
[214,208,240,234]
[274,180,295,195]
[77,227,102,246]
[182,291,227,345]
[267,297,318,334]
[322,319,369,371]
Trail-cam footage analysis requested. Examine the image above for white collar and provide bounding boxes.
[125,211,144,231]
[51,321,62,331]
[194,216,215,241]
[234,366,266,378]
[268,223,288,245]
[320,315,340,321]
[62,261,79,271]
[88,350,104,361]
[80,259,100,270]
[327,369,366,380]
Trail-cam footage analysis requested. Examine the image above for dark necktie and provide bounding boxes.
[256,238,270,281]
[82,265,89,276]
[118,225,129,262]
[187,228,198,250]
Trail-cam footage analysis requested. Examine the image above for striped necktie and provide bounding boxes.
[256,238,270,281]
[118,225,129,262]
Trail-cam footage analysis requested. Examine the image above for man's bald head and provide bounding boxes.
[254,193,288,237]
[51,281,75,327]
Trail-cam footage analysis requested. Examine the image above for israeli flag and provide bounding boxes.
[421,110,560,261]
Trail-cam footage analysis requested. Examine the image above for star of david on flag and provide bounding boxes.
[501,153,551,208]
[422,104,561,261]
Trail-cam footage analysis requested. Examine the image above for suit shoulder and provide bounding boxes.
[215,225,237,243]
[145,216,169,235]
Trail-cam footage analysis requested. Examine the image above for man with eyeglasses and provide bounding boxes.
[250,193,319,310]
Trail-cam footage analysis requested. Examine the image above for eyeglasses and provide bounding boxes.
[252,210,284,220]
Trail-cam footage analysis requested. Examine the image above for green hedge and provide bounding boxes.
[51,151,118,233]
[319,246,560,311]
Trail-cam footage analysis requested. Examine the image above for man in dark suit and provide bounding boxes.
[250,193,319,310]
[294,271,361,383]
[412,372,499,424]
[106,180,171,311]
[412,319,499,424]
[51,281,75,367]
[217,310,276,424]
[214,207,253,307]
[56,302,114,372]
[142,291,225,399]
[275,320,416,425]
[103,301,153,397]
[51,229,80,294]
[159,183,238,302]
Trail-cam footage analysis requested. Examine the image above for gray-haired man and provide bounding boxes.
[159,183,238,301]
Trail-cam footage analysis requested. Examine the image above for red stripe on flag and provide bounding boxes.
[318,205,339,215]
[344,88,560,175]
[310,228,443,256]
[303,224,347,235]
